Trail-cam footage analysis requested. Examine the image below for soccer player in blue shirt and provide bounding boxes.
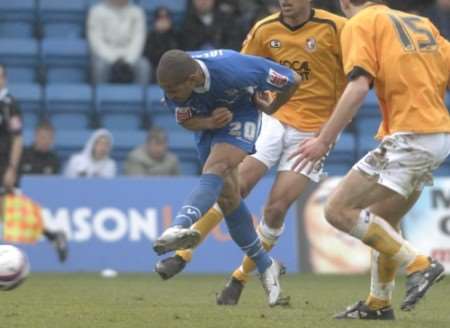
[153,49,301,306]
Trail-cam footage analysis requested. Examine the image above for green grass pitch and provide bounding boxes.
[1,273,449,328]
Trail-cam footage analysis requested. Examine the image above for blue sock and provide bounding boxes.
[172,174,224,228]
[224,200,272,273]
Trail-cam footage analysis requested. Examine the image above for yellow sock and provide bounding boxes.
[366,250,398,310]
[362,221,402,256]
[366,295,391,310]
[175,206,224,263]
[232,240,273,284]
[352,210,418,267]
[405,255,430,275]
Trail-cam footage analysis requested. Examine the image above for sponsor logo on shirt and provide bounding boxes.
[279,60,311,80]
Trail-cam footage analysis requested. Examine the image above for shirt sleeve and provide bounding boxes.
[241,24,269,57]
[341,16,378,80]
[440,37,450,87]
[235,54,297,93]
[8,97,23,136]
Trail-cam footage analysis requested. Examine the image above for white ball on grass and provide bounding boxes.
[0,244,30,291]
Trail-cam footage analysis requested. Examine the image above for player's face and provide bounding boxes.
[160,79,195,103]
[278,0,311,18]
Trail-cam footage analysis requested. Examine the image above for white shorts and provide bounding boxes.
[354,133,450,198]
[251,113,324,182]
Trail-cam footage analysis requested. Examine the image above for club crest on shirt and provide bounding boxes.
[175,107,193,123]
[267,69,288,88]
[270,39,282,48]
[305,37,317,52]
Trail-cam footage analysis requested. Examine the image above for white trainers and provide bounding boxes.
[259,259,289,307]
[153,226,201,256]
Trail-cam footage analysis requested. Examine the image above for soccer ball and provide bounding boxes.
[0,245,30,291]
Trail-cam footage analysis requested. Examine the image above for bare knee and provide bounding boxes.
[204,161,233,178]
[263,202,288,229]
[324,198,351,232]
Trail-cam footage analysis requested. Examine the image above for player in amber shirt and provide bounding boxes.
[155,0,348,305]
[291,0,450,320]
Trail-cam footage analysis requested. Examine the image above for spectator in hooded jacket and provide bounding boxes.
[64,129,116,178]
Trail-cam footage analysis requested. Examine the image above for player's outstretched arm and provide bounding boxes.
[180,107,233,132]
[289,75,371,173]
[319,75,370,145]
[254,72,302,115]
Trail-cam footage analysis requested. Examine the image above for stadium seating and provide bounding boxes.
[0,38,39,67]
[112,130,147,163]
[168,131,200,175]
[0,0,36,38]
[44,84,93,130]
[146,85,178,129]
[8,83,43,130]
[96,84,145,131]
[22,128,35,146]
[6,67,38,83]
[360,90,380,117]
[54,130,91,163]
[0,38,39,83]
[41,38,89,83]
[38,0,85,38]
[0,22,35,38]
[327,132,356,165]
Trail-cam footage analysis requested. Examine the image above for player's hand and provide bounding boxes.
[3,166,17,193]
[289,137,330,174]
[253,91,274,114]
[209,107,233,129]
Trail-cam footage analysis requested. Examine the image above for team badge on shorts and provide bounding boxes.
[305,37,317,52]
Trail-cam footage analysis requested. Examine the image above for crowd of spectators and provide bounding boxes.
[4,0,450,179]
[87,0,450,84]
